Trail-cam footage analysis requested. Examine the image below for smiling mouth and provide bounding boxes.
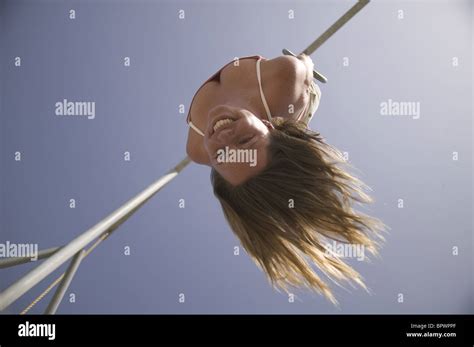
[210,116,238,136]
[213,118,234,132]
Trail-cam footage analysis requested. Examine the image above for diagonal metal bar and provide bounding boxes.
[20,232,110,315]
[302,0,370,55]
[282,0,370,83]
[0,156,191,311]
[44,250,85,314]
[0,246,62,269]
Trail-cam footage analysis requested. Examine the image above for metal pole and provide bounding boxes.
[0,156,191,311]
[44,250,85,314]
[0,246,62,269]
[282,0,370,83]
[302,0,370,55]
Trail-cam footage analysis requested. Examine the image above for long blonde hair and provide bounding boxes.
[211,118,388,304]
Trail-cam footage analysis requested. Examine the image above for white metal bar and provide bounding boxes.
[0,246,62,269]
[302,0,370,55]
[44,250,85,314]
[282,0,370,84]
[0,156,191,311]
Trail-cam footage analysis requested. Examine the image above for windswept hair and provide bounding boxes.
[211,117,388,304]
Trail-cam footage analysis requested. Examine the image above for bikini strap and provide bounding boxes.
[189,121,205,137]
[256,58,273,121]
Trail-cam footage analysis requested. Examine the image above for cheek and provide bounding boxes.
[202,138,213,155]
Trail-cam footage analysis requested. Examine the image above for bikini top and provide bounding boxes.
[186,55,321,137]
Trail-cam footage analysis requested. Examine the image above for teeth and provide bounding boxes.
[213,118,233,132]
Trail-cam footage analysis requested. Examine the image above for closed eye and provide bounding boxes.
[238,136,254,146]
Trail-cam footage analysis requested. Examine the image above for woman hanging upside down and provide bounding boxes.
[185,52,388,304]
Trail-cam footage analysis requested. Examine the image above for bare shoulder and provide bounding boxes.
[261,55,308,84]
[260,55,310,118]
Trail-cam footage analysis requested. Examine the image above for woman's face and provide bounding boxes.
[203,104,272,185]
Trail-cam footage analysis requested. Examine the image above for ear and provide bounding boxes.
[261,119,275,130]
